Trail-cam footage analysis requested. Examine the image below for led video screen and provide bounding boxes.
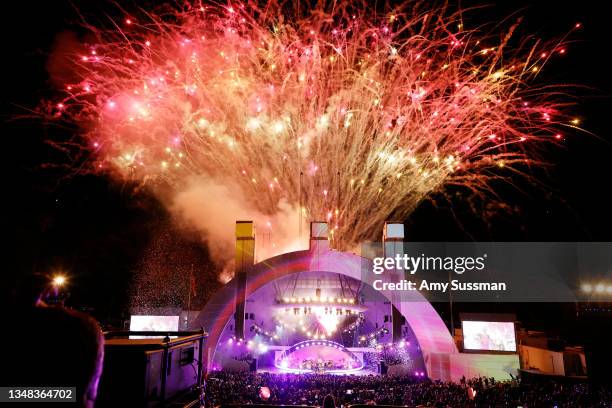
[462,320,516,352]
[129,315,179,332]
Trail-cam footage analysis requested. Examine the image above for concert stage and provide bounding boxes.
[259,367,381,376]
[191,221,519,381]
[275,340,364,374]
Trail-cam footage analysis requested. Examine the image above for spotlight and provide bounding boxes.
[581,284,592,293]
[595,283,605,293]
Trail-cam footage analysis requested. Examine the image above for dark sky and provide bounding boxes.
[2,0,612,332]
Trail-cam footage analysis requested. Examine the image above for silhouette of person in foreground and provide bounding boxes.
[2,275,104,408]
[323,394,336,408]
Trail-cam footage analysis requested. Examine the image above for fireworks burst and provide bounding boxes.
[49,1,579,251]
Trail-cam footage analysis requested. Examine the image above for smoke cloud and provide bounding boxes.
[172,177,308,282]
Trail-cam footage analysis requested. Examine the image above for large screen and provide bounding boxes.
[130,315,179,332]
[462,320,516,352]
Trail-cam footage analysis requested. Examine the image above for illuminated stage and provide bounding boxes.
[275,340,364,374]
[192,221,520,381]
[191,222,447,378]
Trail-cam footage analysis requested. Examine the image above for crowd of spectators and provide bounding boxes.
[205,371,612,408]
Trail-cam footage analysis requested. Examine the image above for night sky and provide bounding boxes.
[3,0,612,339]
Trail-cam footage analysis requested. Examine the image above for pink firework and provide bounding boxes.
[49,1,579,250]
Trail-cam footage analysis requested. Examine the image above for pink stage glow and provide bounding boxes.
[193,248,456,379]
[276,340,364,373]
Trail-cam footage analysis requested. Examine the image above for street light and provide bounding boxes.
[52,275,67,287]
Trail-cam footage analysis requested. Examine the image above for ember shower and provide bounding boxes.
[49,1,576,264]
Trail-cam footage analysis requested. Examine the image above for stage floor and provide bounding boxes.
[258,367,380,376]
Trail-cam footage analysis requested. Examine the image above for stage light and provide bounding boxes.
[595,283,605,293]
[52,274,67,287]
[581,284,593,293]
[607,286,612,294]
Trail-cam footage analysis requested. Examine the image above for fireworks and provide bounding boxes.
[50,1,578,250]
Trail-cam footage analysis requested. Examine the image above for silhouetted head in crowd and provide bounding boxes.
[3,272,52,308]
[3,306,104,408]
[323,394,336,408]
